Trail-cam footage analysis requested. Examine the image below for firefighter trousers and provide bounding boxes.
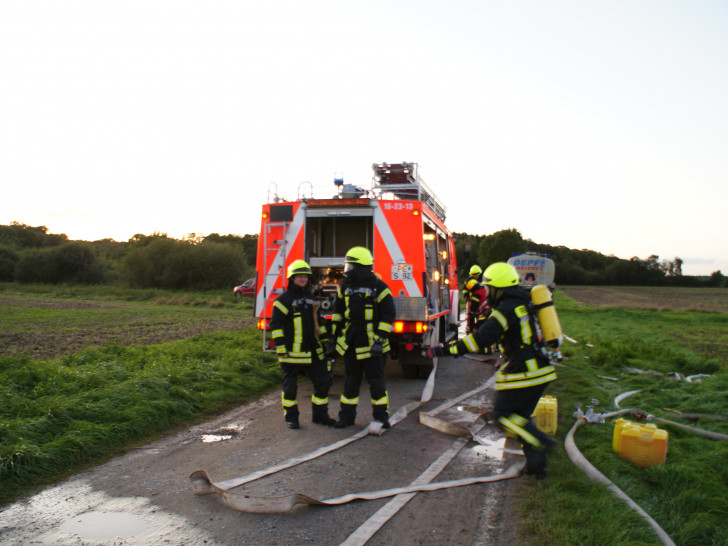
[280,357,333,423]
[493,382,555,475]
[338,351,388,423]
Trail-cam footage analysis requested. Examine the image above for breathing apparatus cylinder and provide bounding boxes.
[530,285,563,349]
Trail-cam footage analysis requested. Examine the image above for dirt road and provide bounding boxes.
[1,355,523,545]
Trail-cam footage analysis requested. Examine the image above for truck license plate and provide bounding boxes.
[392,263,413,281]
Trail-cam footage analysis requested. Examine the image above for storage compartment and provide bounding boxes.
[305,215,372,259]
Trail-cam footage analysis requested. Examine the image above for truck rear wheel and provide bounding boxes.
[401,364,419,379]
[398,350,433,379]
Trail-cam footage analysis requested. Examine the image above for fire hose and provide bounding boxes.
[566,397,728,546]
[190,355,522,518]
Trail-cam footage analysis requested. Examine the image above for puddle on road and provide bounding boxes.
[2,480,219,545]
[201,434,233,443]
[59,511,150,541]
[198,423,247,443]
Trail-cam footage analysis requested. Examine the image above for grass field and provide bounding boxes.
[1,283,727,545]
[518,286,728,545]
[0,283,278,504]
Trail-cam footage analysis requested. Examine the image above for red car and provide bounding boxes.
[233,278,256,299]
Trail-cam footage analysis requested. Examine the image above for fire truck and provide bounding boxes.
[253,162,459,378]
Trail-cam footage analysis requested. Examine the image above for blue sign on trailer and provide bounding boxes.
[507,252,555,289]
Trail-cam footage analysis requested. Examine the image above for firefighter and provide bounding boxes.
[270,260,335,429]
[464,265,490,334]
[327,247,396,429]
[429,262,557,478]
[463,264,482,302]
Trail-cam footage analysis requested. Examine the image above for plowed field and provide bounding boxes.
[559,286,728,313]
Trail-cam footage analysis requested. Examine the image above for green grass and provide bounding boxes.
[0,281,247,307]
[516,292,728,545]
[2,284,727,545]
[0,321,278,505]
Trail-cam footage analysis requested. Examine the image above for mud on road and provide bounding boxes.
[1,356,524,545]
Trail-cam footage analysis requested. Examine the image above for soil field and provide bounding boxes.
[559,285,728,313]
[0,295,256,360]
[4,287,725,362]
[0,293,520,544]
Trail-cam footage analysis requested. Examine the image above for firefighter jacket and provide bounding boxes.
[331,270,396,360]
[270,284,327,364]
[454,286,556,390]
[465,278,490,324]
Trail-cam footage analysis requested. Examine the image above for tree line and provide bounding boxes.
[1,223,724,289]
[454,228,726,288]
[0,223,257,290]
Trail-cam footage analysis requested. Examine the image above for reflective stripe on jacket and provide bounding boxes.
[270,285,326,364]
[331,274,396,360]
[456,286,556,390]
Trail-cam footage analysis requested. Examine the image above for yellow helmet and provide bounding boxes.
[465,278,480,291]
[345,246,373,267]
[469,265,482,277]
[483,262,519,288]
[287,259,312,278]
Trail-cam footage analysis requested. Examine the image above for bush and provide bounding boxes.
[14,242,108,284]
[123,236,248,290]
[0,245,18,281]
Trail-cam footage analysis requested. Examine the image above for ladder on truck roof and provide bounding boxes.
[260,220,289,351]
[371,162,447,222]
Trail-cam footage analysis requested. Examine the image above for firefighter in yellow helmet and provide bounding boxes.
[463,264,490,334]
[429,262,557,478]
[328,247,396,429]
[270,260,335,429]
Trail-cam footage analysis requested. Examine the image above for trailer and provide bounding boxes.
[254,162,459,378]
[507,252,556,289]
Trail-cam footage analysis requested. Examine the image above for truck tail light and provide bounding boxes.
[394,321,427,334]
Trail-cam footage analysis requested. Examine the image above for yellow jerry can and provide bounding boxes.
[612,418,668,468]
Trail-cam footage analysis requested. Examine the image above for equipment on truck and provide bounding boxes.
[254,162,459,379]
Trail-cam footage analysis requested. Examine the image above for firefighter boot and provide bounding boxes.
[372,392,390,429]
[522,435,555,479]
[284,403,300,430]
[523,447,547,479]
[335,401,357,429]
[312,401,335,427]
[372,408,390,429]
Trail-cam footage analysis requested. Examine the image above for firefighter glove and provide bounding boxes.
[428,342,459,359]
[427,345,445,358]
[324,339,337,357]
[370,337,384,358]
[276,345,288,359]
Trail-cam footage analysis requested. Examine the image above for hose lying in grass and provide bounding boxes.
[663,411,728,422]
[566,406,728,546]
[646,414,728,441]
[610,392,728,441]
[564,412,676,546]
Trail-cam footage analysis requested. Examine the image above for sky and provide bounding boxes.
[1,0,727,276]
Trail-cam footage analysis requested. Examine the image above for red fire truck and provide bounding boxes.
[254,162,459,378]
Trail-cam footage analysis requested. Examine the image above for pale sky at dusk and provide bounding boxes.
[2,0,727,275]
